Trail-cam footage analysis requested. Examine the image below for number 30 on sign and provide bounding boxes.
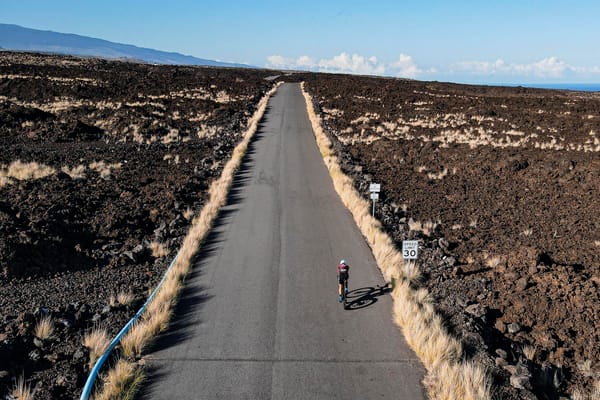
[402,240,419,260]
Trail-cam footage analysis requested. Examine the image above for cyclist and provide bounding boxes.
[337,259,350,302]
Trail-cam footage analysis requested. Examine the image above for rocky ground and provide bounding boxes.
[0,52,277,399]
[300,74,600,399]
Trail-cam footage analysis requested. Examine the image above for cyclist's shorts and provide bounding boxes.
[338,272,349,284]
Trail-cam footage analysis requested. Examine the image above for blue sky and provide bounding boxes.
[2,0,600,83]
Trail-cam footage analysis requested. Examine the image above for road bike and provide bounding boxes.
[339,278,349,310]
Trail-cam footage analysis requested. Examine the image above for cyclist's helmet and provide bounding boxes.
[340,259,346,264]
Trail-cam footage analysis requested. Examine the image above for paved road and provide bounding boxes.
[139,83,426,399]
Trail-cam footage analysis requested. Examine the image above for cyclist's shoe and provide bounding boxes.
[338,295,343,303]
[345,288,348,294]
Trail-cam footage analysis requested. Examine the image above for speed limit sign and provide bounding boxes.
[402,240,419,260]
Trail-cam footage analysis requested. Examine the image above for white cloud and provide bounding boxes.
[451,57,585,79]
[522,57,567,77]
[267,53,600,81]
[266,52,431,78]
[266,55,295,69]
[562,64,600,75]
[388,53,422,78]
[296,55,316,68]
[317,52,385,75]
[267,52,386,75]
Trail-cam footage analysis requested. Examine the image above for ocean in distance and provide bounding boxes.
[502,83,600,92]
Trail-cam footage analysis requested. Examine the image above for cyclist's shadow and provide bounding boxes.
[344,283,391,310]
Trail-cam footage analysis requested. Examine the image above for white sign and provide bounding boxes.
[402,240,419,260]
[370,192,379,200]
[369,183,381,193]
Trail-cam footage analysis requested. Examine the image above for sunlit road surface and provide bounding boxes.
[138,83,426,399]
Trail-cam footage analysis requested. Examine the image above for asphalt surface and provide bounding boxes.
[139,83,426,399]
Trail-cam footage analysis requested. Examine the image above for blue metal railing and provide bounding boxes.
[80,253,179,400]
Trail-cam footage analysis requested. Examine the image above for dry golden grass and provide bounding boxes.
[89,161,121,179]
[485,255,503,269]
[163,154,181,165]
[523,345,536,361]
[1,160,55,182]
[578,360,596,378]
[182,207,194,221]
[149,241,169,258]
[117,291,135,306]
[92,82,283,399]
[302,82,491,400]
[108,294,118,308]
[573,389,585,400]
[423,360,491,400]
[329,105,600,153]
[408,218,421,232]
[161,128,180,144]
[521,228,533,237]
[120,302,173,360]
[110,290,135,307]
[61,164,87,180]
[83,327,111,368]
[94,359,143,400]
[572,381,600,400]
[423,221,439,236]
[119,322,145,360]
[427,168,448,180]
[408,218,438,236]
[35,315,54,340]
[12,375,34,400]
[197,124,219,139]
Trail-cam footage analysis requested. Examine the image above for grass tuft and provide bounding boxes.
[94,359,143,400]
[149,241,169,258]
[485,255,503,269]
[0,175,10,188]
[427,168,448,180]
[577,359,596,378]
[35,315,54,340]
[182,207,194,221]
[594,381,600,400]
[2,160,55,182]
[61,164,87,179]
[523,345,536,361]
[12,375,34,400]
[89,161,121,179]
[408,218,438,236]
[117,291,135,306]
[83,326,110,368]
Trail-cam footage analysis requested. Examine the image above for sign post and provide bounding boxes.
[402,240,419,277]
[370,192,379,216]
[369,183,381,217]
[402,240,419,260]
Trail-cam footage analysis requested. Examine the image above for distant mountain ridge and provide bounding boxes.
[0,23,251,68]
